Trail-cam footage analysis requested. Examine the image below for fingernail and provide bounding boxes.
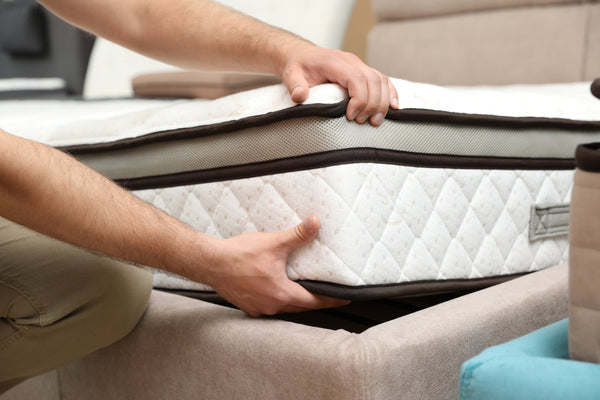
[347,110,359,122]
[291,87,300,99]
[391,97,399,109]
[355,115,366,124]
[303,216,314,232]
[372,113,384,126]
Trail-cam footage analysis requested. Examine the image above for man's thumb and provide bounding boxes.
[281,214,320,251]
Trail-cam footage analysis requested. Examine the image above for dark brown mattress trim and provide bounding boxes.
[61,100,600,155]
[576,142,600,172]
[591,79,600,100]
[159,273,528,302]
[387,108,600,129]
[116,147,574,191]
[297,273,528,301]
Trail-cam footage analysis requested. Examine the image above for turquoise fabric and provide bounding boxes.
[459,319,600,400]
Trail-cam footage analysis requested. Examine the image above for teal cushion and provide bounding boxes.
[459,319,600,400]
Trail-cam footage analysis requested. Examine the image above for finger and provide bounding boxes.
[346,75,368,123]
[276,305,312,314]
[278,214,320,252]
[388,77,399,109]
[369,75,390,127]
[281,280,350,310]
[283,65,310,104]
[354,72,382,125]
[248,283,349,316]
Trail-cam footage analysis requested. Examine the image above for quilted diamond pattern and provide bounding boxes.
[134,163,572,290]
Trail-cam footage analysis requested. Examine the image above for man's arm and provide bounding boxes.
[37,0,398,126]
[0,129,348,316]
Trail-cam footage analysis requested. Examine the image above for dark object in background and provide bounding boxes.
[591,79,600,100]
[0,0,47,56]
[0,0,95,97]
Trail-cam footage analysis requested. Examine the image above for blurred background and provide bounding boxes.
[1,0,598,98]
[342,0,375,62]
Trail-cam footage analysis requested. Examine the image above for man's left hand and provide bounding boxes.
[282,47,399,127]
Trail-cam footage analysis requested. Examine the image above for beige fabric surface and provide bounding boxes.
[0,371,58,400]
[585,5,600,81]
[132,71,282,100]
[569,169,600,363]
[358,263,568,400]
[6,263,567,400]
[368,5,591,85]
[372,0,580,21]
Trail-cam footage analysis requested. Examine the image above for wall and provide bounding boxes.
[342,0,375,62]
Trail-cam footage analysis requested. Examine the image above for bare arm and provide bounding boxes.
[37,0,398,126]
[38,0,304,74]
[0,129,347,316]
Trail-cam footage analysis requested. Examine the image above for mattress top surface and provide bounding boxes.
[0,79,599,148]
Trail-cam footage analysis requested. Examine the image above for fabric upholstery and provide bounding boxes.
[569,166,600,363]
[585,5,600,81]
[368,5,593,85]
[4,263,567,400]
[372,0,579,20]
[131,71,282,99]
[459,319,600,400]
[0,371,58,400]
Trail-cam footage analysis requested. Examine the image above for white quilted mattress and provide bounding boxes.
[2,79,600,299]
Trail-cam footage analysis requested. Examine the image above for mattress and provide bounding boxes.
[2,79,600,299]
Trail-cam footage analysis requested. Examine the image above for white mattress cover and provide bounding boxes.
[137,165,572,293]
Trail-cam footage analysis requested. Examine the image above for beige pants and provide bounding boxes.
[0,218,153,393]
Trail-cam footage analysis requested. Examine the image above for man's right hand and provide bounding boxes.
[201,215,350,317]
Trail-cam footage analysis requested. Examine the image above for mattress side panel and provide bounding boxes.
[75,116,600,183]
[134,163,572,297]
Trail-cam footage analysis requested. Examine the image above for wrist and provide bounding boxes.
[158,226,219,285]
[270,35,317,76]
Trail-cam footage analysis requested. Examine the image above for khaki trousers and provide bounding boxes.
[0,217,153,393]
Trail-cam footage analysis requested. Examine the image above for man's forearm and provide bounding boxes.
[37,0,398,126]
[37,0,313,75]
[0,129,348,316]
[0,130,210,280]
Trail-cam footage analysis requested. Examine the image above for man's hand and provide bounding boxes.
[282,47,399,127]
[202,215,349,317]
